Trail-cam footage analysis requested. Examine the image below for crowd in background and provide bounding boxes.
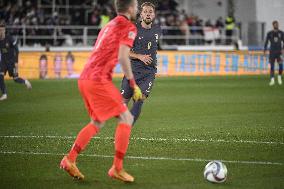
[0,0,236,46]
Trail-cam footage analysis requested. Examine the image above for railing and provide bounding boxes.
[6,25,240,48]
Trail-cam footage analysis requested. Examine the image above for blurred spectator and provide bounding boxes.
[164,14,177,45]
[90,7,101,26]
[189,17,204,45]
[215,17,224,29]
[179,18,189,45]
[71,10,83,25]
[99,8,110,28]
[205,19,213,27]
[204,19,214,44]
[215,17,224,44]
[158,0,178,12]
[225,15,235,45]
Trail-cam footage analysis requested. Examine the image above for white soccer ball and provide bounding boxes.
[204,161,228,183]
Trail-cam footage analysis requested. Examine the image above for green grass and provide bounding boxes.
[0,76,283,189]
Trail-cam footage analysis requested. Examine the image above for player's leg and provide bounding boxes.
[278,63,283,85]
[277,56,283,85]
[60,119,103,180]
[121,76,133,105]
[121,76,143,123]
[108,110,134,182]
[66,120,103,162]
[60,80,103,180]
[269,56,275,86]
[130,74,155,124]
[0,72,7,100]
[113,110,133,171]
[11,66,32,89]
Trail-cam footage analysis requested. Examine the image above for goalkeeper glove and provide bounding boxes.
[129,78,142,101]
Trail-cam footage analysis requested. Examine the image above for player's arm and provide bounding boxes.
[158,27,163,50]
[129,51,153,65]
[118,44,142,101]
[264,32,270,55]
[119,45,135,80]
[282,31,284,54]
[10,36,19,63]
[11,36,19,76]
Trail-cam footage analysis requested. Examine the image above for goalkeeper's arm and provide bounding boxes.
[118,44,142,101]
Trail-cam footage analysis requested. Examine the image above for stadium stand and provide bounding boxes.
[0,0,239,47]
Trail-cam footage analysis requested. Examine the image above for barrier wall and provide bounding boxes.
[156,51,269,76]
[11,51,269,79]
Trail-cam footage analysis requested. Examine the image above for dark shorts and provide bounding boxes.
[0,61,17,77]
[269,53,283,64]
[121,72,155,99]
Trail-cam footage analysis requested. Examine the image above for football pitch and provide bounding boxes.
[0,76,283,189]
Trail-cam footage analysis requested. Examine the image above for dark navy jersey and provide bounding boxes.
[131,22,162,73]
[264,30,284,54]
[0,35,19,65]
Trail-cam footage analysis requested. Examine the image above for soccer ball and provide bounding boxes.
[204,161,227,183]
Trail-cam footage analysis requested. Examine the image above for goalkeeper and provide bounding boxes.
[60,0,142,182]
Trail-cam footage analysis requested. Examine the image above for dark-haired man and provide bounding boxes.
[121,2,162,125]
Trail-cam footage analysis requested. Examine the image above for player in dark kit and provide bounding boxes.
[121,2,161,124]
[0,22,32,101]
[264,20,284,86]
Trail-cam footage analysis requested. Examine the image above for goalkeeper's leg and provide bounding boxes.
[109,110,134,182]
[60,121,102,180]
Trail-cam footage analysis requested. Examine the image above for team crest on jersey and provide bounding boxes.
[128,31,136,40]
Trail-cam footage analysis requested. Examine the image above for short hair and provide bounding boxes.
[115,0,134,13]
[141,2,156,11]
[272,20,278,25]
[0,20,6,27]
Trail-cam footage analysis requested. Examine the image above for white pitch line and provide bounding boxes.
[0,151,282,166]
[0,135,283,145]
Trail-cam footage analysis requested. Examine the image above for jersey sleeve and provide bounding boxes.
[282,31,284,47]
[9,36,19,63]
[158,25,162,37]
[264,32,270,51]
[120,24,137,48]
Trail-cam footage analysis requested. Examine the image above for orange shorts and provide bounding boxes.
[78,80,127,122]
